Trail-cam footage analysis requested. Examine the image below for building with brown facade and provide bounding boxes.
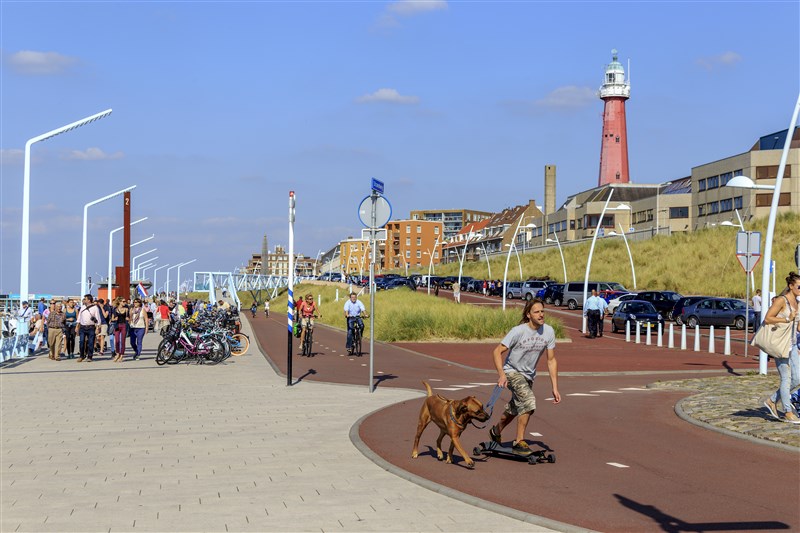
[409,208,492,240]
[383,219,444,271]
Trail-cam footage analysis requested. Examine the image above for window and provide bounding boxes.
[406,237,410,246]
[406,225,411,233]
[720,172,732,186]
[548,223,555,234]
[416,237,421,246]
[707,176,719,189]
[734,196,743,210]
[434,226,439,235]
[646,209,653,222]
[756,193,791,207]
[756,165,791,180]
[698,179,706,192]
[405,250,410,258]
[416,225,421,233]
[734,169,743,177]
[570,219,576,230]
[698,204,706,217]
[669,206,689,218]
[720,198,733,212]
[709,201,719,214]
[416,250,421,258]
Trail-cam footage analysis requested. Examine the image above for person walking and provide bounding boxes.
[111,298,130,362]
[14,301,33,357]
[453,280,461,304]
[128,298,147,361]
[752,289,763,334]
[29,313,45,354]
[46,302,65,360]
[95,298,110,356]
[488,298,561,454]
[264,300,270,318]
[584,289,604,338]
[76,294,101,362]
[762,273,800,424]
[157,300,170,335]
[63,299,78,359]
[596,293,609,337]
[434,282,440,297]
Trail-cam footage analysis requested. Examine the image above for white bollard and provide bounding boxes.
[625,320,631,342]
[336,289,339,302]
[668,323,675,349]
[646,322,652,345]
[694,325,701,352]
[635,321,641,344]
[657,323,663,347]
[318,294,321,306]
[724,326,731,355]
[681,324,687,350]
[708,325,715,353]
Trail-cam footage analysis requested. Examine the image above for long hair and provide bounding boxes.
[520,298,545,324]
[786,272,800,288]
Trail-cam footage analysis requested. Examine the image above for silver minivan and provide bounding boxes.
[521,280,549,300]
[562,281,628,310]
[505,281,524,299]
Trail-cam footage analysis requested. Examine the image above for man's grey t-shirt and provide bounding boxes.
[501,323,556,381]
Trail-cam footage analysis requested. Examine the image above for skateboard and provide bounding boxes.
[472,440,555,465]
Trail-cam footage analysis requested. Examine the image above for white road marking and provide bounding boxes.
[428,379,443,382]
[619,387,649,391]
[377,371,384,374]
[435,388,464,391]
[361,364,366,367]
[529,432,543,437]
[452,384,480,388]
[567,393,600,397]
[607,463,630,468]
[544,397,555,401]
[591,390,622,394]
[470,382,498,386]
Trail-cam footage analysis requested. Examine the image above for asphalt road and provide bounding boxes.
[249,298,799,532]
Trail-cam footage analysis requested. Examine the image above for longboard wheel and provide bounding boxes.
[472,446,481,456]
[548,453,556,463]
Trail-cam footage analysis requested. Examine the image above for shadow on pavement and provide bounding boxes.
[373,373,398,389]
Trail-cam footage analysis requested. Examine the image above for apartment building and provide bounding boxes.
[409,208,492,240]
[383,219,444,270]
[340,238,372,276]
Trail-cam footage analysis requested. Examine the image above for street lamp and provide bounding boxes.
[607,227,636,290]
[176,259,197,301]
[131,248,157,280]
[107,217,147,301]
[725,86,797,379]
[424,235,441,295]
[19,108,113,304]
[479,241,492,279]
[501,217,535,310]
[130,234,155,249]
[81,185,137,297]
[135,259,158,280]
[139,262,157,280]
[546,233,568,283]
[152,264,170,298]
[655,180,673,236]
[457,232,476,294]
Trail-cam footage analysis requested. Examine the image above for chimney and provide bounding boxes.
[544,165,556,216]
[261,234,268,275]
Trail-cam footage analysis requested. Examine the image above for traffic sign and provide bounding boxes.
[358,195,392,228]
[736,254,761,273]
[736,231,760,255]
[361,228,387,241]
[371,178,384,195]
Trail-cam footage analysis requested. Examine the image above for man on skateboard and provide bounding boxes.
[489,298,561,455]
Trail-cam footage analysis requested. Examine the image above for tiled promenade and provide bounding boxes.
[0,320,556,533]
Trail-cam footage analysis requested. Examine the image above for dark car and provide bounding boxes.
[465,279,484,292]
[383,278,416,291]
[680,297,756,330]
[671,296,706,325]
[438,276,458,290]
[458,276,475,291]
[634,291,683,319]
[611,300,665,334]
[541,283,564,306]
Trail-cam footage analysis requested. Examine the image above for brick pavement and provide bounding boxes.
[0,320,558,532]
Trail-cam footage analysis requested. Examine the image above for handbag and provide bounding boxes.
[751,297,795,358]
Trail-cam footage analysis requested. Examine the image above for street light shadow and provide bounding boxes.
[372,373,398,389]
[293,368,317,384]
[613,493,790,532]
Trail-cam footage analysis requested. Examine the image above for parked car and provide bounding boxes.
[634,291,683,319]
[383,278,416,291]
[438,276,458,290]
[611,300,665,334]
[504,281,524,299]
[541,283,564,306]
[680,297,756,330]
[562,281,628,310]
[521,280,550,301]
[671,296,706,325]
[458,276,475,291]
[465,279,484,292]
[606,292,638,315]
[319,272,342,282]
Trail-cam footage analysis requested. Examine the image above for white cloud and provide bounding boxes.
[696,51,742,70]
[7,50,78,75]
[1,148,24,165]
[357,88,420,105]
[376,0,447,28]
[534,86,596,110]
[64,147,124,161]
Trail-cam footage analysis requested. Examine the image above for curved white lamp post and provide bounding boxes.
[152,264,170,298]
[131,248,157,280]
[502,220,535,310]
[139,263,157,281]
[20,108,112,304]
[107,217,147,300]
[457,232,475,294]
[135,259,158,280]
[176,259,197,301]
[607,227,636,290]
[479,242,492,279]
[130,234,155,249]
[81,185,136,297]
[546,233,568,283]
[424,235,441,295]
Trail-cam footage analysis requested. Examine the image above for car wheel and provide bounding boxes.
[687,316,699,329]
[734,316,746,330]
[567,300,577,310]
[675,315,684,326]
[507,292,513,299]
[612,321,618,333]
[525,293,532,301]
[553,298,562,307]
[544,296,553,304]
[609,306,617,315]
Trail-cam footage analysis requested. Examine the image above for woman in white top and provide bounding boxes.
[128,299,148,361]
[762,272,800,424]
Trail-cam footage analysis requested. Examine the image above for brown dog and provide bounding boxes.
[411,381,490,468]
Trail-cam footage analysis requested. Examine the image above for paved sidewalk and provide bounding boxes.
[0,320,556,532]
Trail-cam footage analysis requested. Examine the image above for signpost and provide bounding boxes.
[359,178,391,393]
[736,231,761,359]
[287,191,296,387]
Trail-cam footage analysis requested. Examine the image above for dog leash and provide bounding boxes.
[469,385,505,430]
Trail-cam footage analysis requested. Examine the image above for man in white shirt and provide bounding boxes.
[76,294,102,362]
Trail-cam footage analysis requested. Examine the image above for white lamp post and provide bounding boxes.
[546,232,568,283]
[165,263,182,296]
[152,264,170,298]
[607,226,636,290]
[725,90,798,376]
[176,259,197,301]
[130,234,155,249]
[81,185,136,297]
[479,241,492,279]
[655,180,673,236]
[131,248,157,280]
[139,263,157,280]
[424,235,441,295]
[107,217,147,301]
[135,259,158,280]
[457,232,475,294]
[20,108,113,304]
[502,219,535,310]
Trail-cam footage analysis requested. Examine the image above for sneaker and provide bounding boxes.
[784,412,800,424]
[763,398,780,420]
[512,440,533,456]
[489,425,502,444]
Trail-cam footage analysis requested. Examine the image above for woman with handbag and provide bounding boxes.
[760,272,800,424]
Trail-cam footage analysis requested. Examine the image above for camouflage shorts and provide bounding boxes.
[504,371,536,416]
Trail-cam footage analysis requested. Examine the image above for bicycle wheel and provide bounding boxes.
[230,333,249,356]
[156,340,176,366]
[354,329,362,357]
[204,338,226,365]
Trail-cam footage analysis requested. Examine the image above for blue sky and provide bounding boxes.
[1,1,798,295]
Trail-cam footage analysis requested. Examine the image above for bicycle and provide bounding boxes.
[347,315,367,357]
[300,316,317,357]
[228,331,249,356]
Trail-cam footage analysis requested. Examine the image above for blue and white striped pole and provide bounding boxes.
[287,191,296,387]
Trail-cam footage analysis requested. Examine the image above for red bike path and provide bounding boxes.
[248,309,798,532]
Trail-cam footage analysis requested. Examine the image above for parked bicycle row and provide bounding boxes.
[156,308,250,365]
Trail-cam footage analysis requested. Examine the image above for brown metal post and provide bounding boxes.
[121,191,131,299]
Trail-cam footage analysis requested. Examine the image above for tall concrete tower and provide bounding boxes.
[260,234,268,275]
[598,49,631,187]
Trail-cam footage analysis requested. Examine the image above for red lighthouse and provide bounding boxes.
[598,49,631,187]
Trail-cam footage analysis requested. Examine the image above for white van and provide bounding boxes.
[562,281,628,310]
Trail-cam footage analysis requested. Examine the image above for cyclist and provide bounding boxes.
[344,292,367,355]
[250,303,257,318]
[264,299,270,318]
[297,294,320,349]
